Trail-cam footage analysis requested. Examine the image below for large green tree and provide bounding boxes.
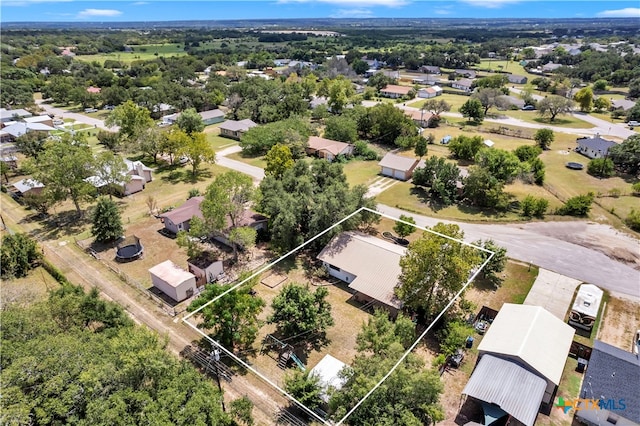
[608,134,640,175]
[188,279,265,350]
[174,107,205,135]
[537,95,574,121]
[91,197,124,243]
[534,128,555,150]
[93,151,130,198]
[573,87,594,112]
[448,135,484,160]
[268,283,334,338]
[473,239,507,284]
[412,156,461,205]
[257,160,375,252]
[32,134,95,215]
[459,98,485,123]
[105,100,154,142]
[393,214,417,239]
[240,116,312,157]
[264,143,294,179]
[472,88,510,115]
[330,311,444,425]
[463,166,510,210]
[358,103,418,147]
[395,223,480,321]
[2,286,232,425]
[177,131,216,176]
[474,148,522,183]
[0,233,41,279]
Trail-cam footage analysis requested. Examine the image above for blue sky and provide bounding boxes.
[2,1,639,22]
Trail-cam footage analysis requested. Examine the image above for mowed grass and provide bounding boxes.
[541,137,639,221]
[75,44,188,65]
[225,152,267,169]
[342,160,381,187]
[476,59,530,77]
[0,266,61,305]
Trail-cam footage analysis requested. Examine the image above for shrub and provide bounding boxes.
[353,140,379,161]
[557,193,594,216]
[521,196,547,218]
[587,158,615,178]
[514,145,542,162]
[632,182,640,196]
[625,209,640,231]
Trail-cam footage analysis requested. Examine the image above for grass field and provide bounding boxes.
[226,152,267,169]
[476,59,530,77]
[342,160,380,187]
[0,266,60,305]
[76,43,188,65]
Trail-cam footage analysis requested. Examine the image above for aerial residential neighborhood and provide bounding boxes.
[1,1,639,425]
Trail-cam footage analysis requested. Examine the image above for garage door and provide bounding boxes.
[393,169,406,180]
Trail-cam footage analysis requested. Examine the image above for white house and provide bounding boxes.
[378,153,420,181]
[452,78,474,92]
[380,84,412,99]
[149,260,197,302]
[317,231,404,315]
[576,135,616,159]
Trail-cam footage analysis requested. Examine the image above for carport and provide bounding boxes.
[462,354,547,426]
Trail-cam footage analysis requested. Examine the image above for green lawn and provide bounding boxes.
[408,93,469,111]
[206,133,238,151]
[476,59,530,77]
[226,152,267,169]
[75,44,188,65]
[342,160,381,187]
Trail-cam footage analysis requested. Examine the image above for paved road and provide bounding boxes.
[216,145,265,183]
[36,100,117,131]
[377,205,640,299]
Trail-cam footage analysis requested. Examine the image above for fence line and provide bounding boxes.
[76,240,177,317]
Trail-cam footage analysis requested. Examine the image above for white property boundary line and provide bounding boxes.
[183,207,494,425]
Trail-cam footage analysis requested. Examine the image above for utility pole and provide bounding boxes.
[208,349,226,412]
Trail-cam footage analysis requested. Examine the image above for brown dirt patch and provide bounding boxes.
[597,295,640,352]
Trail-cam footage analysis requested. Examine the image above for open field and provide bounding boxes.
[75,44,188,64]
[0,266,60,306]
[476,59,530,77]
[342,160,380,187]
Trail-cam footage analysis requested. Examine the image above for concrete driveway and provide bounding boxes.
[523,269,581,319]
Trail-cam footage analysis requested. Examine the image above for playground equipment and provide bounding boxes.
[262,334,306,371]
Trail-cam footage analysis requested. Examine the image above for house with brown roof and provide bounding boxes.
[378,152,420,180]
[219,119,257,140]
[404,110,435,128]
[318,231,404,315]
[159,196,204,234]
[306,136,354,162]
[380,84,413,99]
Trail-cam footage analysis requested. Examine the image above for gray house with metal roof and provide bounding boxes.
[576,135,617,159]
[577,340,640,426]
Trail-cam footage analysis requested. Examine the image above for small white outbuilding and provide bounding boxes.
[149,260,197,302]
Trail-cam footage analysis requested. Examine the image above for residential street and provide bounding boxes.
[216,145,265,183]
[36,100,118,131]
[377,204,640,299]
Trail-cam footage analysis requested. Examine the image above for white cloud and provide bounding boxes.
[596,7,640,18]
[278,0,409,7]
[434,5,453,15]
[330,8,374,18]
[461,0,520,8]
[3,0,72,6]
[131,1,149,5]
[77,8,123,18]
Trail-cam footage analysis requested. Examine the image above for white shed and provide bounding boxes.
[149,260,197,302]
[310,354,348,403]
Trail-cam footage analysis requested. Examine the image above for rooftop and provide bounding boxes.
[307,136,352,156]
[380,84,412,95]
[378,152,419,172]
[219,119,257,132]
[577,135,617,153]
[149,260,195,288]
[318,231,404,309]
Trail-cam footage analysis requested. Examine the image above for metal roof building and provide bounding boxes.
[462,304,575,425]
[317,231,405,311]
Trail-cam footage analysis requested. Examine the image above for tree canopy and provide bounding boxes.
[268,283,334,338]
[2,285,233,425]
[91,197,124,243]
[257,160,375,253]
[0,233,41,279]
[396,223,480,322]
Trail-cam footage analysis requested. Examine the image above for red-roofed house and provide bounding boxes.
[380,84,413,99]
[306,136,354,162]
[87,86,101,94]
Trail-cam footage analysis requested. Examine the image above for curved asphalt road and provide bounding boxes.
[36,100,118,131]
[377,205,639,299]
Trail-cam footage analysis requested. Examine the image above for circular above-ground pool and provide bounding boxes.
[116,235,144,262]
[566,162,584,170]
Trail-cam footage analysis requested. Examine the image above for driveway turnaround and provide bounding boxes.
[523,268,581,320]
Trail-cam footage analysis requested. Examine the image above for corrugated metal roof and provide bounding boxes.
[317,232,404,309]
[463,354,547,426]
[12,178,44,193]
[477,303,575,385]
[378,153,419,172]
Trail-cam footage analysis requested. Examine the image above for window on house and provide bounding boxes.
[607,414,619,424]
[328,264,341,272]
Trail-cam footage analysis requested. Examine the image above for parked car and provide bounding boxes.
[475,320,488,334]
[53,119,64,126]
[522,105,536,111]
[628,121,639,128]
[84,108,98,113]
